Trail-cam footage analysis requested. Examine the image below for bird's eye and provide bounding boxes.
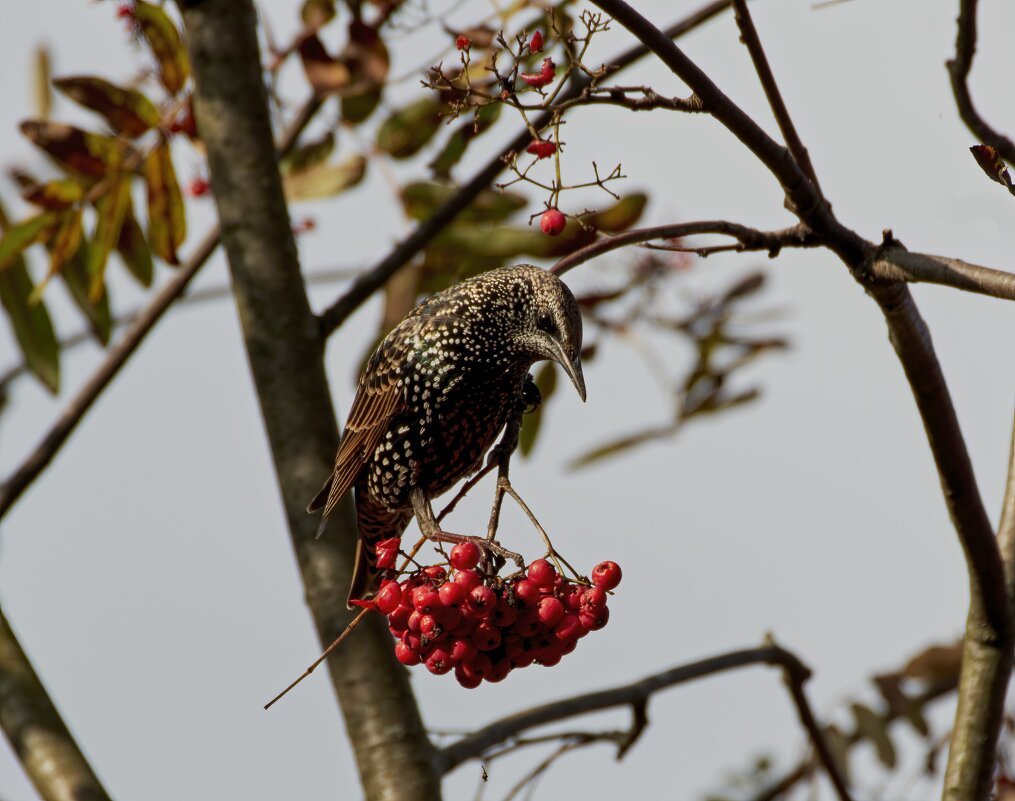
[536,312,555,334]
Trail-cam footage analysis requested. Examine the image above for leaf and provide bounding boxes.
[969,144,1015,195]
[0,213,57,272]
[586,193,647,232]
[20,121,127,177]
[61,245,112,345]
[54,76,161,137]
[301,0,336,30]
[299,34,352,94]
[283,154,367,200]
[116,203,154,287]
[872,673,930,738]
[144,137,186,263]
[376,98,442,158]
[430,103,501,178]
[342,88,382,125]
[22,178,85,210]
[0,261,59,393]
[519,361,558,457]
[134,0,190,95]
[821,725,852,788]
[280,130,336,175]
[33,46,52,120]
[901,642,963,684]
[403,182,526,223]
[87,178,131,302]
[570,423,678,469]
[850,703,897,769]
[29,208,84,305]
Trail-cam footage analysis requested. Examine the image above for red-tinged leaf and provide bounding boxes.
[87,178,131,302]
[116,203,154,287]
[376,98,442,158]
[144,138,186,263]
[283,154,366,200]
[29,208,84,305]
[60,244,112,345]
[969,144,1014,193]
[21,178,85,210]
[0,212,57,273]
[20,120,127,177]
[54,76,161,137]
[133,1,190,95]
[299,34,352,94]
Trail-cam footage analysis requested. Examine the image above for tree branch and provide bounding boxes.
[947,0,1015,165]
[0,94,323,523]
[177,2,439,798]
[435,640,853,801]
[870,242,1015,302]
[317,0,736,338]
[550,221,818,276]
[0,606,113,801]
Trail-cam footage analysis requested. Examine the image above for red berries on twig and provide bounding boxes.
[520,58,555,89]
[540,208,566,236]
[526,139,557,159]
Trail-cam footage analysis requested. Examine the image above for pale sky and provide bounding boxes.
[0,1,1012,800]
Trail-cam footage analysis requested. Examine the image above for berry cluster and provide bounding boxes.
[368,542,621,687]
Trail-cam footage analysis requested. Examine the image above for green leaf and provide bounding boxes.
[403,182,526,223]
[61,244,112,345]
[133,1,190,95]
[430,103,501,178]
[33,46,52,120]
[54,76,161,137]
[586,193,647,232]
[20,120,127,177]
[850,703,896,769]
[519,361,558,457]
[342,87,382,124]
[22,178,85,210]
[280,130,335,175]
[116,203,154,287]
[376,98,442,158]
[0,212,56,273]
[283,155,366,200]
[144,137,186,263]
[87,178,131,302]
[29,208,84,305]
[822,725,852,787]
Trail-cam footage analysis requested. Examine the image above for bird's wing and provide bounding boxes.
[308,322,417,520]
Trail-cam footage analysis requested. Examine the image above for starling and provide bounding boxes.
[309,264,586,605]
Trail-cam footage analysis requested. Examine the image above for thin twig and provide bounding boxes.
[0,95,325,522]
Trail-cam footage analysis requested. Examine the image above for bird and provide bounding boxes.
[308,264,586,606]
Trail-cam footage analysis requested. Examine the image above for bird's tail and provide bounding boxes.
[347,491,412,608]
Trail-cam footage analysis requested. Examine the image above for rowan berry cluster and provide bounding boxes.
[367,541,621,687]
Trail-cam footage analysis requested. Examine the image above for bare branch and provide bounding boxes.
[317,1,737,337]
[1000,408,1015,594]
[947,0,1015,165]
[870,241,1015,302]
[551,221,817,276]
[0,606,113,801]
[436,639,853,801]
[731,0,824,198]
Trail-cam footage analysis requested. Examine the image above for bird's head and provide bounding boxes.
[512,266,586,402]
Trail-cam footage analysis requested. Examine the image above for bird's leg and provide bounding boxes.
[485,376,537,541]
[410,487,525,572]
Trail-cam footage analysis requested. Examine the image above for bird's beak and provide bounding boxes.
[547,339,586,402]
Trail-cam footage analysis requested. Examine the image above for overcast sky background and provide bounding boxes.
[0,1,1013,800]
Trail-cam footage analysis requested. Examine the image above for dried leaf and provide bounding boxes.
[87,178,131,302]
[822,725,852,787]
[872,674,930,738]
[280,130,335,175]
[283,154,366,200]
[116,203,154,287]
[144,137,186,263]
[134,0,190,95]
[850,703,897,769]
[376,98,442,158]
[54,76,160,137]
[969,144,1015,194]
[902,642,963,684]
[299,34,352,94]
[29,208,84,305]
[570,423,678,468]
[20,121,128,177]
[0,212,57,272]
[519,361,558,457]
[21,178,85,210]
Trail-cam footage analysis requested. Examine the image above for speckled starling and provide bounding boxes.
[308,264,586,605]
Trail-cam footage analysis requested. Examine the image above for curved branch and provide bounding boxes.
[947,0,1015,164]
[0,606,113,801]
[870,245,1015,302]
[437,640,853,801]
[317,0,736,338]
[0,95,324,523]
[550,221,817,276]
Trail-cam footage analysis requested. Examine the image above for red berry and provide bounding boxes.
[388,604,411,630]
[412,588,441,614]
[538,651,562,667]
[537,596,565,627]
[472,622,502,651]
[554,613,583,643]
[419,614,440,637]
[451,638,478,663]
[438,581,465,608]
[540,208,566,236]
[422,565,447,582]
[449,614,476,637]
[526,559,556,588]
[377,536,401,552]
[467,584,497,618]
[394,641,420,665]
[407,610,423,632]
[591,561,622,590]
[491,599,519,628]
[454,569,481,590]
[513,609,541,637]
[349,598,378,612]
[525,139,557,159]
[116,4,133,18]
[450,542,481,570]
[520,58,555,88]
[564,584,584,612]
[487,657,512,682]
[529,30,544,53]
[455,35,471,51]
[506,639,535,667]
[513,579,542,607]
[580,606,610,631]
[438,604,462,630]
[581,586,607,612]
[455,665,482,688]
[376,581,402,615]
[187,178,210,197]
[426,650,454,675]
[468,653,493,679]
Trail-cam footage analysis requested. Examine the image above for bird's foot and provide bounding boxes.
[427,530,525,573]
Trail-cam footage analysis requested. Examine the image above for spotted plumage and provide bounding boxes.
[309,264,586,605]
